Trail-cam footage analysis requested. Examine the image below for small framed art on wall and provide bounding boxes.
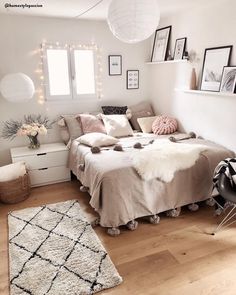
[173,38,187,60]
[127,70,139,89]
[108,55,122,76]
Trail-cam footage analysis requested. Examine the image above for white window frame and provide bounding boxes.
[42,44,97,101]
[70,48,97,100]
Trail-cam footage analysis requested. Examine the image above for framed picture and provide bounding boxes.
[220,66,236,93]
[200,46,232,92]
[108,55,122,76]
[173,38,187,60]
[127,70,139,89]
[151,26,172,62]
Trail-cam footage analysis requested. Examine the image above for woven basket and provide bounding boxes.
[0,173,31,204]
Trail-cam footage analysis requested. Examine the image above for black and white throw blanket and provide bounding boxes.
[213,158,236,188]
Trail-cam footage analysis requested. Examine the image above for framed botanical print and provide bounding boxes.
[108,55,122,76]
[127,70,139,89]
[200,46,232,92]
[151,26,172,62]
[173,38,187,60]
[220,66,236,93]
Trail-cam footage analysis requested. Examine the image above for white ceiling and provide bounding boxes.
[0,0,216,20]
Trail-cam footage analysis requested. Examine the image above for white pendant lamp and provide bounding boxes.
[107,0,160,44]
[0,73,35,103]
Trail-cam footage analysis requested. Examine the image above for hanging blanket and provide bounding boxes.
[213,158,236,188]
[130,140,208,182]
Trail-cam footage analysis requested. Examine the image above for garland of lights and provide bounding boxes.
[36,41,103,104]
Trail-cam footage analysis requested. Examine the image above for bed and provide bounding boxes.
[69,132,234,235]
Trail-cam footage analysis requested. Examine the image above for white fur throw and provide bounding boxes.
[131,140,208,182]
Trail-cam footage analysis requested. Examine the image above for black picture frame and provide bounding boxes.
[127,70,139,90]
[108,55,122,76]
[219,66,236,93]
[151,26,172,62]
[200,45,233,92]
[173,37,187,60]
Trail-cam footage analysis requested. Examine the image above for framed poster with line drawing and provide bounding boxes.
[127,70,139,89]
[200,46,232,92]
[220,66,236,93]
[174,37,187,60]
[151,26,171,62]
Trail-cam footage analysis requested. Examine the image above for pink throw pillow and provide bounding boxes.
[77,114,106,134]
[152,115,178,135]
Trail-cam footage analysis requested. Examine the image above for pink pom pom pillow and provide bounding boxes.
[152,115,178,135]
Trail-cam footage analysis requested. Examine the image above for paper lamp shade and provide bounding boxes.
[107,0,160,44]
[0,73,35,102]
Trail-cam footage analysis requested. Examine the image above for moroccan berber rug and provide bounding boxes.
[8,200,122,294]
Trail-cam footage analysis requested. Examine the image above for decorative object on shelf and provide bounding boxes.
[2,114,54,149]
[127,70,139,89]
[200,45,232,92]
[190,68,198,90]
[107,0,160,44]
[220,66,236,93]
[151,26,172,62]
[108,55,122,75]
[174,38,187,60]
[0,73,35,103]
[183,51,189,60]
[166,50,173,61]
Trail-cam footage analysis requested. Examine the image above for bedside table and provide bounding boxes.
[11,143,71,187]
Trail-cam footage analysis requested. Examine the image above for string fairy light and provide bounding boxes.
[35,41,104,104]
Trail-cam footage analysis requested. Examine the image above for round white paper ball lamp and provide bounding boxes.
[0,73,35,103]
[107,0,160,44]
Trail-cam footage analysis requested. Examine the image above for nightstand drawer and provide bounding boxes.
[13,150,68,170]
[29,166,70,187]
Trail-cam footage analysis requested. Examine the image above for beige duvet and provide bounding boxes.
[69,133,234,228]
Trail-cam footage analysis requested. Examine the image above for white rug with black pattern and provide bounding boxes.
[8,200,122,295]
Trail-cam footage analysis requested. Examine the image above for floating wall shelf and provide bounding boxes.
[146,60,188,65]
[175,89,236,98]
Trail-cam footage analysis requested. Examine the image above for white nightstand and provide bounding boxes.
[11,143,71,187]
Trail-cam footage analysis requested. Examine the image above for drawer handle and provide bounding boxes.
[37,153,47,156]
[38,168,48,171]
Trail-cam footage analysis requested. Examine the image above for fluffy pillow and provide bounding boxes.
[101,106,128,115]
[61,115,83,141]
[152,115,178,135]
[77,114,106,134]
[0,162,26,182]
[137,116,158,133]
[128,101,155,131]
[77,133,118,147]
[101,114,133,137]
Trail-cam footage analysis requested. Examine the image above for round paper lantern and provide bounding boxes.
[0,73,35,103]
[107,0,160,44]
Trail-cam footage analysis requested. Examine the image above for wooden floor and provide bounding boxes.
[1,180,236,295]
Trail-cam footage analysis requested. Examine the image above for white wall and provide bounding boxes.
[149,0,236,152]
[0,14,149,165]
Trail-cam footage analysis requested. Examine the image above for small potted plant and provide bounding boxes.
[2,114,54,149]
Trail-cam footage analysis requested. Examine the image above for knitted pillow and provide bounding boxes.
[152,115,178,135]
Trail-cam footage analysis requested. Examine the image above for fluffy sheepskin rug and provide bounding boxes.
[8,200,122,295]
[131,140,208,182]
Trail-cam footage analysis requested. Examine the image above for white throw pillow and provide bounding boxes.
[0,161,26,182]
[137,116,158,133]
[77,132,118,147]
[101,114,133,137]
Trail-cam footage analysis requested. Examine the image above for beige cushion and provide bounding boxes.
[137,116,158,133]
[128,101,155,131]
[61,115,83,142]
[101,114,133,137]
[0,162,26,182]
[77,133,118,147]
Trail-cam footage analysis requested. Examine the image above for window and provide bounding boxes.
[43,44,97,101]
